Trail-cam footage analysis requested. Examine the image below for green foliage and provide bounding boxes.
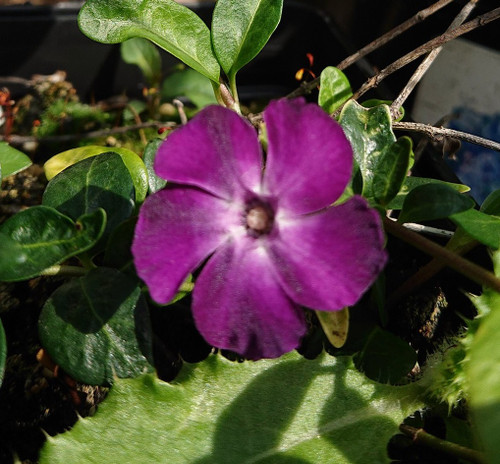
[212,0,283,79]
[0,207,105,282]
[0,319,5,387]
[450,208,500,250]
[0,142,32,180]
[38,268,154,386]
[318,67,352,114]
[39,351,424,463]
[162,68,217,109]
[143,138,167,194]
[44,146,148,203]
[42,153,135,242]
[121,37,162,87]
[78,0,220,82]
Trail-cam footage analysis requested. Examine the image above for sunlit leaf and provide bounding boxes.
[0,142,32,179]
[318,67,352,114]
[40,351,424,463]
[78,0,220,82]
[316,307,349,348]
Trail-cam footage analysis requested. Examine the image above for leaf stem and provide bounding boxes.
[40,265,87,277]
[383,217,500,293]
[228,73,241,114]
[399,424,487,464]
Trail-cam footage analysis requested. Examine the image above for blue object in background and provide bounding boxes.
[447,107,500,205]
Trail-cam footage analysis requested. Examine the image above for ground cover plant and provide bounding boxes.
[1,0,500,463]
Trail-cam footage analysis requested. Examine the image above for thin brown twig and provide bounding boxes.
[390,0,479,119]
[393,121,500,152]
[352,7,500,102]
[286,0,457,99]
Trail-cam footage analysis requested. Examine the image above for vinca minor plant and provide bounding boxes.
[1,0,500,463]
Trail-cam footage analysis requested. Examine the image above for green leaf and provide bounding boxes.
[142,138,166,194]
[44,146,148,203]
[0,142,32,179]
[78,0,220,82]
[338,100,412,203]
[162,68,217,108]
[362,99,405,122]
[0,207,105,282]
[318,67,352,114]
[39,351,423,463]
[481,189,500,215]
[467,250,500,464]
[353,327,417,384]
[450,208,500,249]
[387,177,471,210]
[398,183,475,224]
[121,37,162,87]
[211,0,283,78]
[0,319,6,387]
[42,153,135,240]
[103,217,137,275]
[38,268,154,386]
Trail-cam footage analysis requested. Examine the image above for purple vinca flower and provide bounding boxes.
[132,98,386,360]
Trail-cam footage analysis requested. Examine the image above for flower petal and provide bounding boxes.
[155,106,263,200]
[268,196,387,310]
[263,98,353,214]
[192,237,307,359]
[132,186,239,304]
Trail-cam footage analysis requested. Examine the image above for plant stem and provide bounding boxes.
[228,73,241,114]
[393,121,500,152]
[400,424,487,464]
[40,265,87,277]
[383,217,500,293]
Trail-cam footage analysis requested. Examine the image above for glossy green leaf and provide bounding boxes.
[162,68,217,108]
[318,66,352,114]
[362,99,405,122]
[450,208,500,249]
[44,146,148,203]
[387,177,470,210]
[43,153,135,240]
[338,100,412,203]
[78,0,220,82]
[212,0,283,78]
[143,138,166,193]
[0,319,6,387]
[0,207,105,282]
[481,189,500,215]
[467,249,500,464]
[0,142,32,179]
[39,268,154,386]
[103,217,137,275]
[398,183,475,224]
[353,327,417,384]
[40,351,424,463]
[121,37,162,87]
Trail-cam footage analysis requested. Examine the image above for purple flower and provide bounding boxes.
[132,98,386,360]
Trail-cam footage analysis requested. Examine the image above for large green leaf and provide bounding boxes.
[450,208,500,250]
[40,351,423,463]
[338,100,412,204]
[42,153,135,240]
[121,37,162,87]
[0,207,105,282]
[38,268,154,386]
[44,146,148,203]
[78,0,220,82]
[0,319,6,387]
[0,141,32,179]
[211,0,283,78]
[467,250,500,464]
[318,66,352,114]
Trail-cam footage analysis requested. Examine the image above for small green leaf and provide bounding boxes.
[481,189,500,215]
[40,351,424,463]
[387,177,470,210]
[399,183,475,224]
[318,66,352,114]
[316,308,349,348]
[162,68,217,109]
[43,153,135,240]
[212,0,283,78]
[121,37,162,87]
[143,138,166,194]
[44,146,148,203]
[362,99,405,121]
[353,326,417,384]
[39,268,154,386]
[78,0,220,82]
[0,142,32,179]
[0,319,6,387]
[450,208,500,249]
[0,207,105,282]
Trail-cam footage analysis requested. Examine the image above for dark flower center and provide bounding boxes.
[245,201,274,236]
